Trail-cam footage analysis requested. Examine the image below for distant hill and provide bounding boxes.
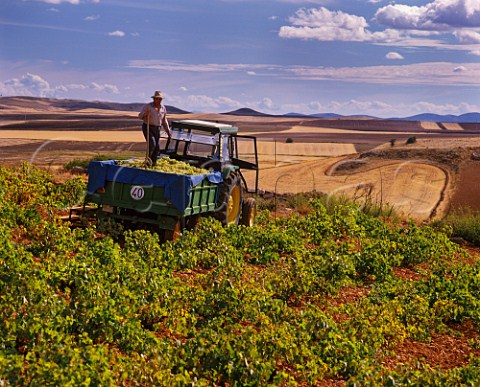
[223,108,273,117]
[282,110,480,123]
[0,96,190,115]
[285,112,345,118]
[51,99,190,115]
[309,113,344,119]
[1,96,479,123]
[284,112,310,117]
[51,100,143,112]
[395,112,480,123]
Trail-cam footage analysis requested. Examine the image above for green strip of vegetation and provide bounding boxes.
[439,206,480,246]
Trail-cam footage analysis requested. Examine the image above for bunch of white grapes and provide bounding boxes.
[118,158,209,175]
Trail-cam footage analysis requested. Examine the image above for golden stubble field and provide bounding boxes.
[2,96,480,221]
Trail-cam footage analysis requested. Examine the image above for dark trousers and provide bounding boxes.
[142,123,160,164]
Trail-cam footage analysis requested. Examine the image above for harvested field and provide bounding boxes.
[0,135,464,221]
[442,122,464,131]
[3,97,480,220]
[243,157,447,220]
[238,141,357,168]
[283,125,422,135]
[0,130,145,142]
[420,121,443,130]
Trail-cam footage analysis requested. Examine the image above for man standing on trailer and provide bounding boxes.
[138,90,172,166]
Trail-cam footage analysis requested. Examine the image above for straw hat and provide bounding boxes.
[151,91,164,99]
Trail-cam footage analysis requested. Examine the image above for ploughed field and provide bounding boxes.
[2,96,480,220]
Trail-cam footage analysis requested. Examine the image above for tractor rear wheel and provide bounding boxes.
[240,198,257,227]
[214,173,242,226]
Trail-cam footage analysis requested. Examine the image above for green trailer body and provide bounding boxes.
[85,160,222,231]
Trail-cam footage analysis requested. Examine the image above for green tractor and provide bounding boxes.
[83,119,259,239]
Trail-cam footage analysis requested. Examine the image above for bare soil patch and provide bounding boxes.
[382,320,480,371]
[449,161,480,213]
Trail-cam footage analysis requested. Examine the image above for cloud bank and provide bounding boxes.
[127,59,480,87]
[278,0,480,53]
[1,73,119,98]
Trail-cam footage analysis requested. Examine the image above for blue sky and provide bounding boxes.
[1,0,479,117]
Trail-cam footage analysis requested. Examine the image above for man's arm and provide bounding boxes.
[138,105,150,120]
[162,115,172,138]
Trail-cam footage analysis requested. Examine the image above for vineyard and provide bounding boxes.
[1,163,480,386]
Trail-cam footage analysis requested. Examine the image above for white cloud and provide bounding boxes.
[172,95,215,110]
[330,99,393,114]
[454,30,480,44]
[217,96,243,109]
[3,73,53,97]
[167,93,259,113]
[286,62,480,86]
[91,82,120,94]
[374,0,480,30]
[306,100,326,111]
[285,7,367,29]
[453,66,467,72]
[374,4,436,30]
[280,98,480,117]
[167,93,280,114]
[84,15,100,21]
[279,7,408,42]
[108,30,125,37]
[65,83,88,90]
[35,0,80,4]
[279,7,371,41]
[386,51,404,60]
[127,59,480,87]
[34,0,100,3]
[279,3,480,53]
[0,73,121,98]
[260,97,275,110]
[275,0,333,4]
[297,99,479,117]
[128,60,273,73]
[409,101,479,115]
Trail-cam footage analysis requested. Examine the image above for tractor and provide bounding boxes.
[79,119,259,239]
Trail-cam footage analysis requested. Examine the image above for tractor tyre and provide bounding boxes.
[240,198,257,227]
[214,172,243,226]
